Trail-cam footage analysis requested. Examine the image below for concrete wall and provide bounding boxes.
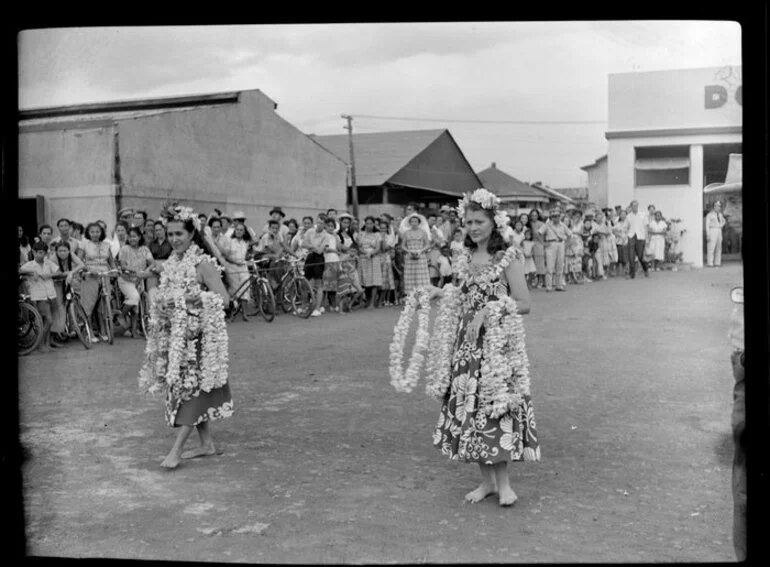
[18,126,117,229]
[585,158,609,209]
[608,66,742,133]
[607,132,742,268]
[117,90,348,227]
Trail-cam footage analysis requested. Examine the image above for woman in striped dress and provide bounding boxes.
[402,213,431,294]
[358,216,383,308]
[378,218,396,305]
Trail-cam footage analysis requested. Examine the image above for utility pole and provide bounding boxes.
[341,114,359,218]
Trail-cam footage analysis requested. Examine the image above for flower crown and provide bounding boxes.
[160,200,202,232]
[457,188,510,232]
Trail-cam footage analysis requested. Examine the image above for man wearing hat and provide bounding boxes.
[439,204,460,242]
[117,207,134,226]
[261,207,290,242]
[538,206,572,291]
[705,200,727,267]
[225,209,258,240]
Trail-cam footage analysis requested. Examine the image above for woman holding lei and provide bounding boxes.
[138,202,233,470]
[422,189,540,507]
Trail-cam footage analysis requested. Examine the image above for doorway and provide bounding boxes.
[18,196,45,241]
[702,144,742,262]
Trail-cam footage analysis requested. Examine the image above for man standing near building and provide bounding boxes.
[705,201,727,267]
[538,206,571,292]
[117,207,134,227]
[438,204,455,242]
[260,207,290,242]
[624,200,650,279]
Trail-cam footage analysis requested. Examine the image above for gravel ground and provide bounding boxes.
[19,263,742,563]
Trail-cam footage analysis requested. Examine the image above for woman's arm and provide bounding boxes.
[198,261,230,305]
[503,258,531,315]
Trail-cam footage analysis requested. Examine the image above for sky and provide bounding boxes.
[18,22,741,188]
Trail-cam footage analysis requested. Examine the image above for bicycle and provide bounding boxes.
[275,254,314,318]
[58,276,93,349]
[228,258,275,323]
[89,269,121,345]
[116,268,152,339]
[18,277,44,356]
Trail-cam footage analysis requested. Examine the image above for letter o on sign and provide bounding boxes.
[735,85,742,106]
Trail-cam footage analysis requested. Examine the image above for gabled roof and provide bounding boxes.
[311,129,446,187]
[476,164,549,201]
[531,183,576,204]
[552,186,589,200]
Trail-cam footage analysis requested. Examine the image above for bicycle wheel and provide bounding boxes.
[279,278,294,313]
[99,298,114,345]
[244,279,261,317]
[139,294,150,338]
[69,301,92,349]
[18,302,44,356]
[291,277,314,319]
[258,279,275,322]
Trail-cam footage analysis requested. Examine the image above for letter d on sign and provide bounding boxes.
[705,85,728,109]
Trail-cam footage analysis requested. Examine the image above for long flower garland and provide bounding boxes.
[389,286,431,393]
[138,243,229,397]
[391,244,531,419]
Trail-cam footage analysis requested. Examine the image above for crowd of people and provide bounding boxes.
[18,197,688,352]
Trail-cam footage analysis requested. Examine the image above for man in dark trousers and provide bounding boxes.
[623,200,650,278]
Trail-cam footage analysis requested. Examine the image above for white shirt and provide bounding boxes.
[624,211,647,239]
[225,225,258,240]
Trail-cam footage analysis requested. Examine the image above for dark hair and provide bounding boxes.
[114,220,130,236]
[19,235,30,247]
[39,224,53,236]
[229,222,253,241]
[286,218,298,230]
[32,241,48,252]
[71,222,84,234]
[55,240,71,251]
[427,213,437,220]
[302,216,314,224]
[135,210,148,221]
[56,218,71,228]
[452,227,463,237]
[208,216,222,228]
[363,216,379,232]
[462,202,507,254]
[127,226,145,247]
[165,217,219,259]
[220,216,231,223]
[84,222,107,241]
[324,218,336,227]
[154,220,166,229]
[529,208,542,221]
[327,208,337,215]
[198,213,207,220]
[268,219,280,228]
[55,241,75,272]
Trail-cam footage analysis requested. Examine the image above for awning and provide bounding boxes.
[634,157,690,170]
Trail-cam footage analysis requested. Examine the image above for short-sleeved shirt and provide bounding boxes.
[320,231,340,263]
[303,228,328,253]
[119,244,154,273]
[51,237,80,255]
[148,239,173,261]
[20,259,58,300]
[82,240,113,272]
[539,222,571,242]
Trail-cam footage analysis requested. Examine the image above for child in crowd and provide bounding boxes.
[20,241,61,353]
[437,245,453,287]
[521,229,537,288]
[580,219,595,282]
[565,228,584,284]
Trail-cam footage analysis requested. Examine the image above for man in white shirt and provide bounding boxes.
[260,207,290,242]
[705,201,727,267]
[623,200,650,278]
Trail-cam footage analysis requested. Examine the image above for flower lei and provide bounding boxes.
[424,283,461,400]
[389,286,432,393]
[456,188,510,233]
[138,243,228,397]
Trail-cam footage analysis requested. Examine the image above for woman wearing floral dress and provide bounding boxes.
[357,216,383,308]
[428,196,539,507]
[402,214,431,294]
[378,218,397,305]
[138,203,232,470]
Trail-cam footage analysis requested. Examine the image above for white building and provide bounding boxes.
[604,66,742,267]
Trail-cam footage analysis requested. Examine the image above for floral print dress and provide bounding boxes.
[433,250,540,464]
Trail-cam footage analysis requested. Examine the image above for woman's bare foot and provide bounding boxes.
[498,486,518,507]
[160,453,181,469]
[465,482,497,503]
[181,443,217,459]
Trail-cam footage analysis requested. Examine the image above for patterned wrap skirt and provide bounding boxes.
[359,254,383,287]
[379,254,396,290]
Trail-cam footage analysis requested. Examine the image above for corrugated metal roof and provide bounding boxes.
[476,165,549,200]
[311,130,445,186]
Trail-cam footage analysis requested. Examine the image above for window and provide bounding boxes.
[634,146,690,187]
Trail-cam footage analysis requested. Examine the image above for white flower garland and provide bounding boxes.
[389,286,431,393]
[456,188,510,232]
[424,283,461,400]
[138,243,229,398]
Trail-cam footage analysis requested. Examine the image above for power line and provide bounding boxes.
[353,114,608,125]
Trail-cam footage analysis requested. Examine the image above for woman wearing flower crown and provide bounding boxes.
[426,189,540,507]
[138,202,233,470]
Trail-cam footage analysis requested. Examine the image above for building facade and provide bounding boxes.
[579,155,608,209]
[18,90,348,236]
[605,66,742,267]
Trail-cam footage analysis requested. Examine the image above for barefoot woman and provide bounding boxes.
[138,203,233,470]
[429,189,540,506]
